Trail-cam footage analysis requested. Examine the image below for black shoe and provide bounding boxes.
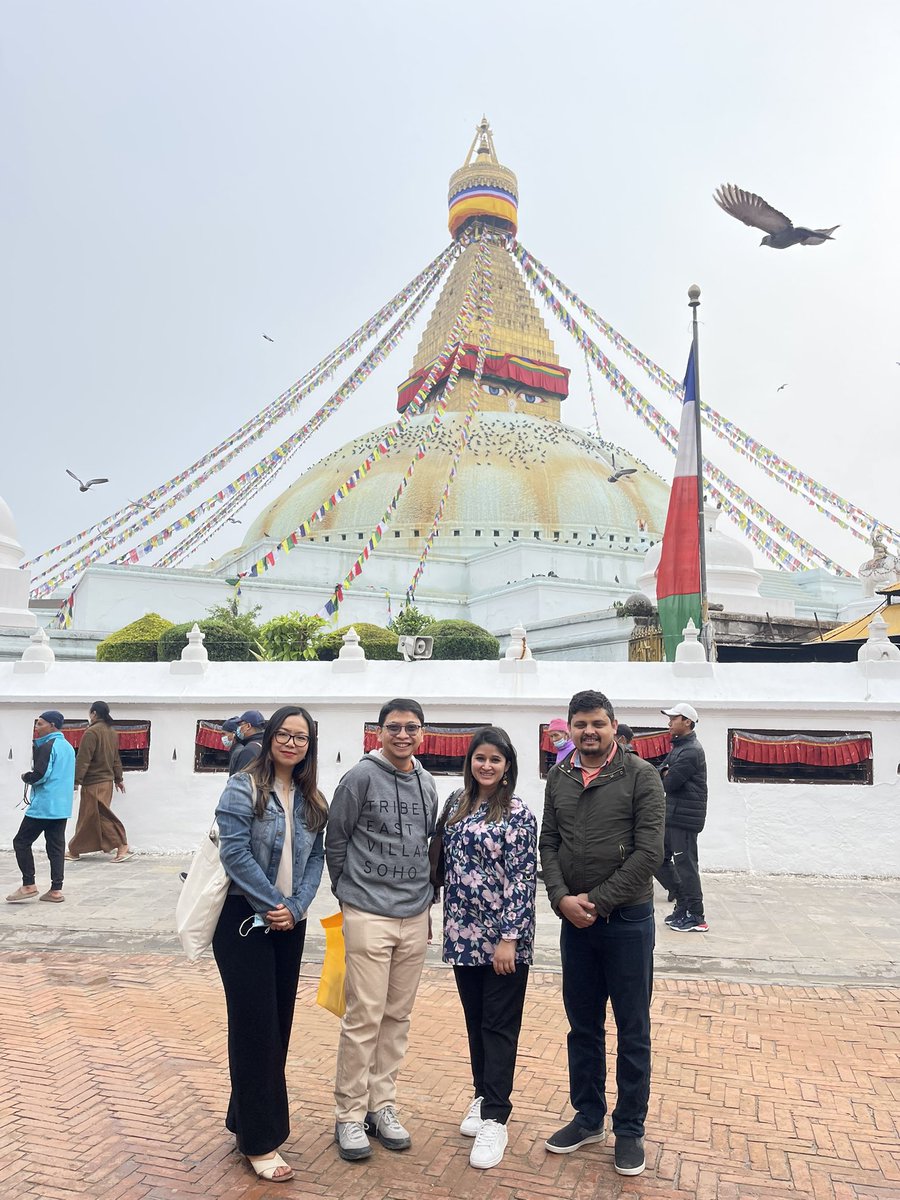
[669,911,709,932]
[664,904,685,927]
[545,1118,607,1154]
[364,1106,411,1151]
[614,1135,645,1175]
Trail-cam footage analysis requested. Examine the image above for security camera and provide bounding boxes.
[397,635,434,662]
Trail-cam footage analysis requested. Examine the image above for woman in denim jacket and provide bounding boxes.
[213,704,327,1184]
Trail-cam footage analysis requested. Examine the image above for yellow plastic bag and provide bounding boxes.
[316,912,347,1018]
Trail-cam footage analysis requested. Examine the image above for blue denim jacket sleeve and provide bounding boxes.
[288,828,325,924]
[215,774,284,915]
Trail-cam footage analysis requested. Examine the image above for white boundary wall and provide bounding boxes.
[1,658,898,877]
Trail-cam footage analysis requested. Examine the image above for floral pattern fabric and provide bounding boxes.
[442,795,537,967]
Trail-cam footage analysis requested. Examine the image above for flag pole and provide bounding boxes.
[687,284,711,658]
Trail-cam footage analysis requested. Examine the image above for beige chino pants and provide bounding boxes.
[334,903,429,1122]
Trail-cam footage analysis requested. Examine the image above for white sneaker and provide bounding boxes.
[469,1119,508,1169]
[460,1096,484,1137]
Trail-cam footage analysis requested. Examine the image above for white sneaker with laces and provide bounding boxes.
[460,1096,484,1137]
[469,1119,508,1169]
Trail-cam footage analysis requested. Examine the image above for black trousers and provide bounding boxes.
[453,962,529,1124]
[13,816,67,891]
[561,902,655,1138]
[656,826,703,918]
[212,894,306,1156]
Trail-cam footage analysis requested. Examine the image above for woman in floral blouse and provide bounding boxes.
[441,726,537,1170]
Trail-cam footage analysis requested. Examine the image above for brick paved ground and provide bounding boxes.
[2,953,898,1200]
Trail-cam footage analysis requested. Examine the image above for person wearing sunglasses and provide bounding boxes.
[212,706,328,1184]
[326,697,439,1163]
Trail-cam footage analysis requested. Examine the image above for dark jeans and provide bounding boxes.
[13,816,67,890]
[212,894,306,1156]
[560,901,654,1138]
[453,963,529,1124]
[656,827,703,917]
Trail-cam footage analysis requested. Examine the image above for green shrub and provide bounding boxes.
[429,619,499,661]
[389,604,436,636]
[316,622,399,661]
[157,619,253,662]
[96,613,174,662]
[205,601,262,643]
[255,612,328,661]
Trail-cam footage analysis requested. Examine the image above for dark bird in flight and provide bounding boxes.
[262,334,274,342]
[714,184,838,248]
[608,468,637,483]
[226,517,242,524]
[777,383,788,392]
[66,468,109,492]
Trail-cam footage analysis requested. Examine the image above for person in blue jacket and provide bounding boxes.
[212,704,328,1184]
[7,710,76,904]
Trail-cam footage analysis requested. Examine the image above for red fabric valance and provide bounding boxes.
[731,732,872,767]
[62,724,150,751]
[362,728,477,756]
[196,723,231,750]
[633,732,672,760]
[396,345,570,411]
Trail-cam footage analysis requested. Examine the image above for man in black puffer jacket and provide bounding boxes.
[655,703,708,932]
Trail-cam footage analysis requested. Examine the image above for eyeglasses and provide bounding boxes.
[274,730,310,747]
[382,723,423,735]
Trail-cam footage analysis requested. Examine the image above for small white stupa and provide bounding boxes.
[0,493,37,630]
[638,505,793,618]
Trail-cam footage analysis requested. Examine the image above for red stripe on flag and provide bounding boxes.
[655,475,700,600]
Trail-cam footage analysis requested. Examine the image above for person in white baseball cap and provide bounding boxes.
[655,703,708,933]
[660,703,699,724]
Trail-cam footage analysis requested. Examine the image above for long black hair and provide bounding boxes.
[449,725,518,826]
[90,700,114,725]
[244,705,327,831]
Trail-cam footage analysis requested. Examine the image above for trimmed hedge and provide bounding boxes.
[96,613,174,662]
[316,623,399,661]
[429,619,499,661]
[157,619,253,662]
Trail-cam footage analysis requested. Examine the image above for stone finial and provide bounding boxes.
[170,623,209,674]
[13,626,56,674]
[504,622,533,661]
[333,625,367,673]
[858,614,900,662]
[339,627,366,661]
[675,618,708,662]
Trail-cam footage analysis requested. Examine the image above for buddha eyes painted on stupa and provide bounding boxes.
[481,383,506,396]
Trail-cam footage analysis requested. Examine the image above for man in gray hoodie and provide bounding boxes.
[326,697,438,1162]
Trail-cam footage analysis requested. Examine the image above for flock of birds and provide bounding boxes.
[63,183,840,500]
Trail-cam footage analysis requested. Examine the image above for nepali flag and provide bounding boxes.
[656,346,702,660]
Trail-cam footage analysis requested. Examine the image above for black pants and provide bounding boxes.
[13,816,67,891]
[453,962,529,1124]
[655,827,703,918]
[560,902,654,1138]
[212,895,306,1156]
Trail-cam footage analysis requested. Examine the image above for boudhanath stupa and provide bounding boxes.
[13,120,882,659]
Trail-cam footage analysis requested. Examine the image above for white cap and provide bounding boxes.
[661,702,699,724]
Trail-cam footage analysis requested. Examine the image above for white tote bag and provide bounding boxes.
[175,821,230,961]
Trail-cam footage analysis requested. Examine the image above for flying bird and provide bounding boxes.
[66,468,109,492]
[262,334,274,342]
[714,184,838,249]
[226,517,242,524]
[777,383,788,392]
[608,468,637,483]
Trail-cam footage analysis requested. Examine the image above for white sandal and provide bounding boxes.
[247,1152,294,1182]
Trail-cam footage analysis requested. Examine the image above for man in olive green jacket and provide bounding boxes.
[540,689,664,1178]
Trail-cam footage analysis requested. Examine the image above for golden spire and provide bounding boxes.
[397,121,568,417]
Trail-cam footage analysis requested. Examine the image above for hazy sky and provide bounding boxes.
[4,1,898,582]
